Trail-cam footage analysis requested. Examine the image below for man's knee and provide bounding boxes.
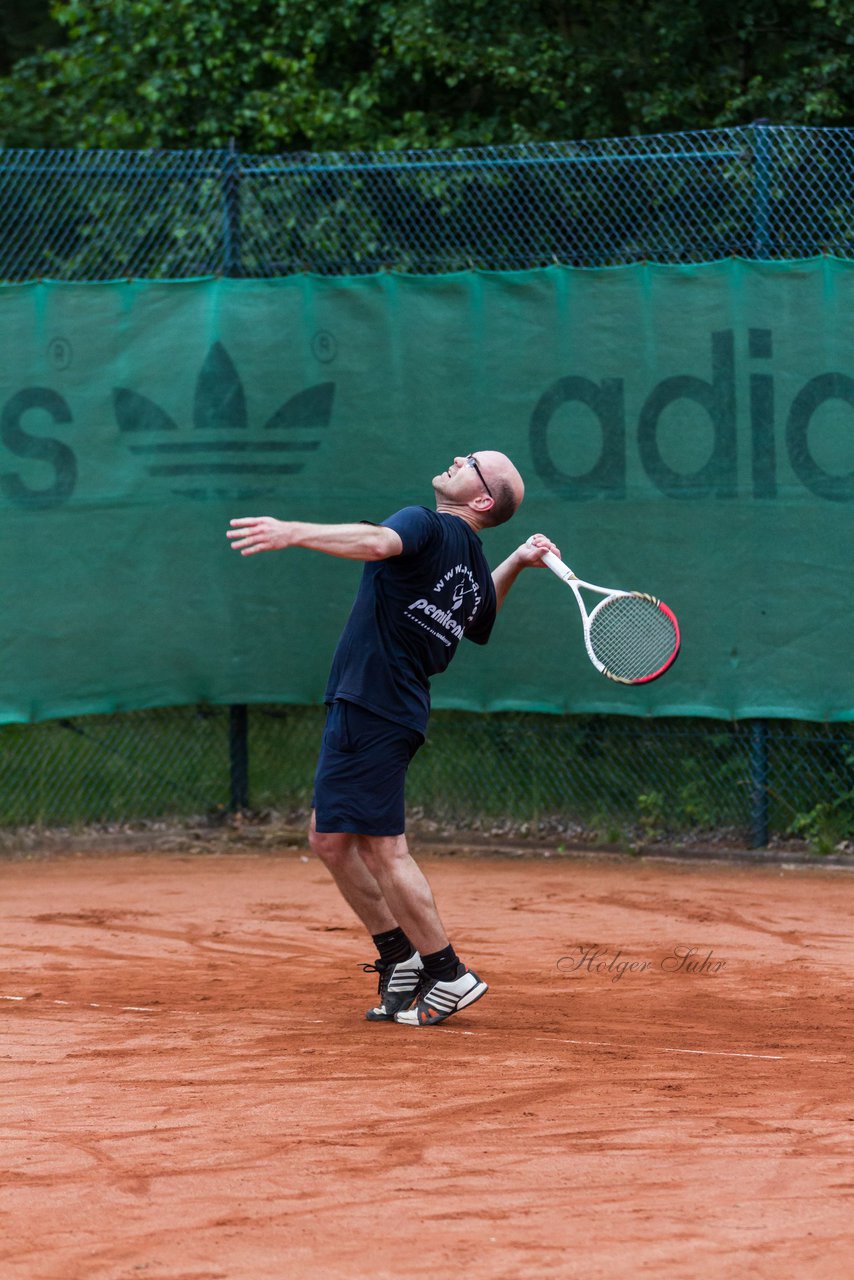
[357,833,410,876]
[308,815,353,869]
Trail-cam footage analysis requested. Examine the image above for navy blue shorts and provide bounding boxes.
[312,700,424,837]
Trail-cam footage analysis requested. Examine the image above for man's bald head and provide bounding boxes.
[474,450,525,527]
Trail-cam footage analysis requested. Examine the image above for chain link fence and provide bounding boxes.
[2,126,852,851]
[1,708,852,855]
[2,125,854,280]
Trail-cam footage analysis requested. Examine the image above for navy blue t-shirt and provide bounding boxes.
[324,506,497,736]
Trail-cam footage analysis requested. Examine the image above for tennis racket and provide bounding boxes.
[529,539,680,685]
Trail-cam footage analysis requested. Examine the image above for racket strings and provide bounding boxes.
[588,594,678,682]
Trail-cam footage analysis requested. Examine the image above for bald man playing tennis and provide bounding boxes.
[228,451,558,1027]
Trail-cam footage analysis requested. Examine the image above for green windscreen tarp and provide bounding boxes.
[1,259,852,725]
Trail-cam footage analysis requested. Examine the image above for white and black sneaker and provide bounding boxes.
[362,951,423,1022]
[394,966,488,1027]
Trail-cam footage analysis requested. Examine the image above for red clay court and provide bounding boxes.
[2,846,852,1279]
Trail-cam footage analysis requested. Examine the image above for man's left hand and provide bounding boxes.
[518,533,561,565]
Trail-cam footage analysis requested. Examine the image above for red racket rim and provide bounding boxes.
[628,601,680,685]
[588,595,681,685]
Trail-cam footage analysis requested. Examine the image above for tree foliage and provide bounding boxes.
[0,0,853,151]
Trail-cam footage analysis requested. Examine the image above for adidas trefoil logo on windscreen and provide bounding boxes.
[114,342,334,500]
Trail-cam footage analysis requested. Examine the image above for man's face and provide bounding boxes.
[432,454,493,502]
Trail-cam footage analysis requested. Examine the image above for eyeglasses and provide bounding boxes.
[465,453,493,498]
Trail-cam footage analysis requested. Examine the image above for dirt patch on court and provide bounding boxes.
[5,810,851,867]
[2,849,853,1279]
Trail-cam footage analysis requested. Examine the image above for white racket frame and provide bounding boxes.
[530,540,679,685]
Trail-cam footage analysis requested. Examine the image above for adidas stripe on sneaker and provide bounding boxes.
[394,966,488,1027]
[362,951,423,1022]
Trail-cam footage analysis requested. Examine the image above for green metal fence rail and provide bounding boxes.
[2,125,853,851]
[3,125,854,280]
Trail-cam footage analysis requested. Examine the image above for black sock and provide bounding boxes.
[421,943,461,983]
[372,927,414,967]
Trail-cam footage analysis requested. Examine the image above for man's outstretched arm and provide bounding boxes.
[227,517,403,561]
[491,533,561,611]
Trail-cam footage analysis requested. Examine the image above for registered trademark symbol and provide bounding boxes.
[311,331,338,363]
[48,337,72,371]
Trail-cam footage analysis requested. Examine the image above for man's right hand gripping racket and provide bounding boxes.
[529,538,680,685]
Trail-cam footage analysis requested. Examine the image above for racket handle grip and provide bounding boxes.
[527,537,576,583]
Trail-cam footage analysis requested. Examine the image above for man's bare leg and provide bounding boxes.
[308,813,397,935]
[308,813,448,955]
[356,832,487,1027]
[355,832,449,956]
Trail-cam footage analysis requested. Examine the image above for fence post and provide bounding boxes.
[229,704,250,812]
[750,719,769,848]
[752,119,772,258]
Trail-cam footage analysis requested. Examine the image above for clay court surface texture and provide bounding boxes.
[2,846,852,1280]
